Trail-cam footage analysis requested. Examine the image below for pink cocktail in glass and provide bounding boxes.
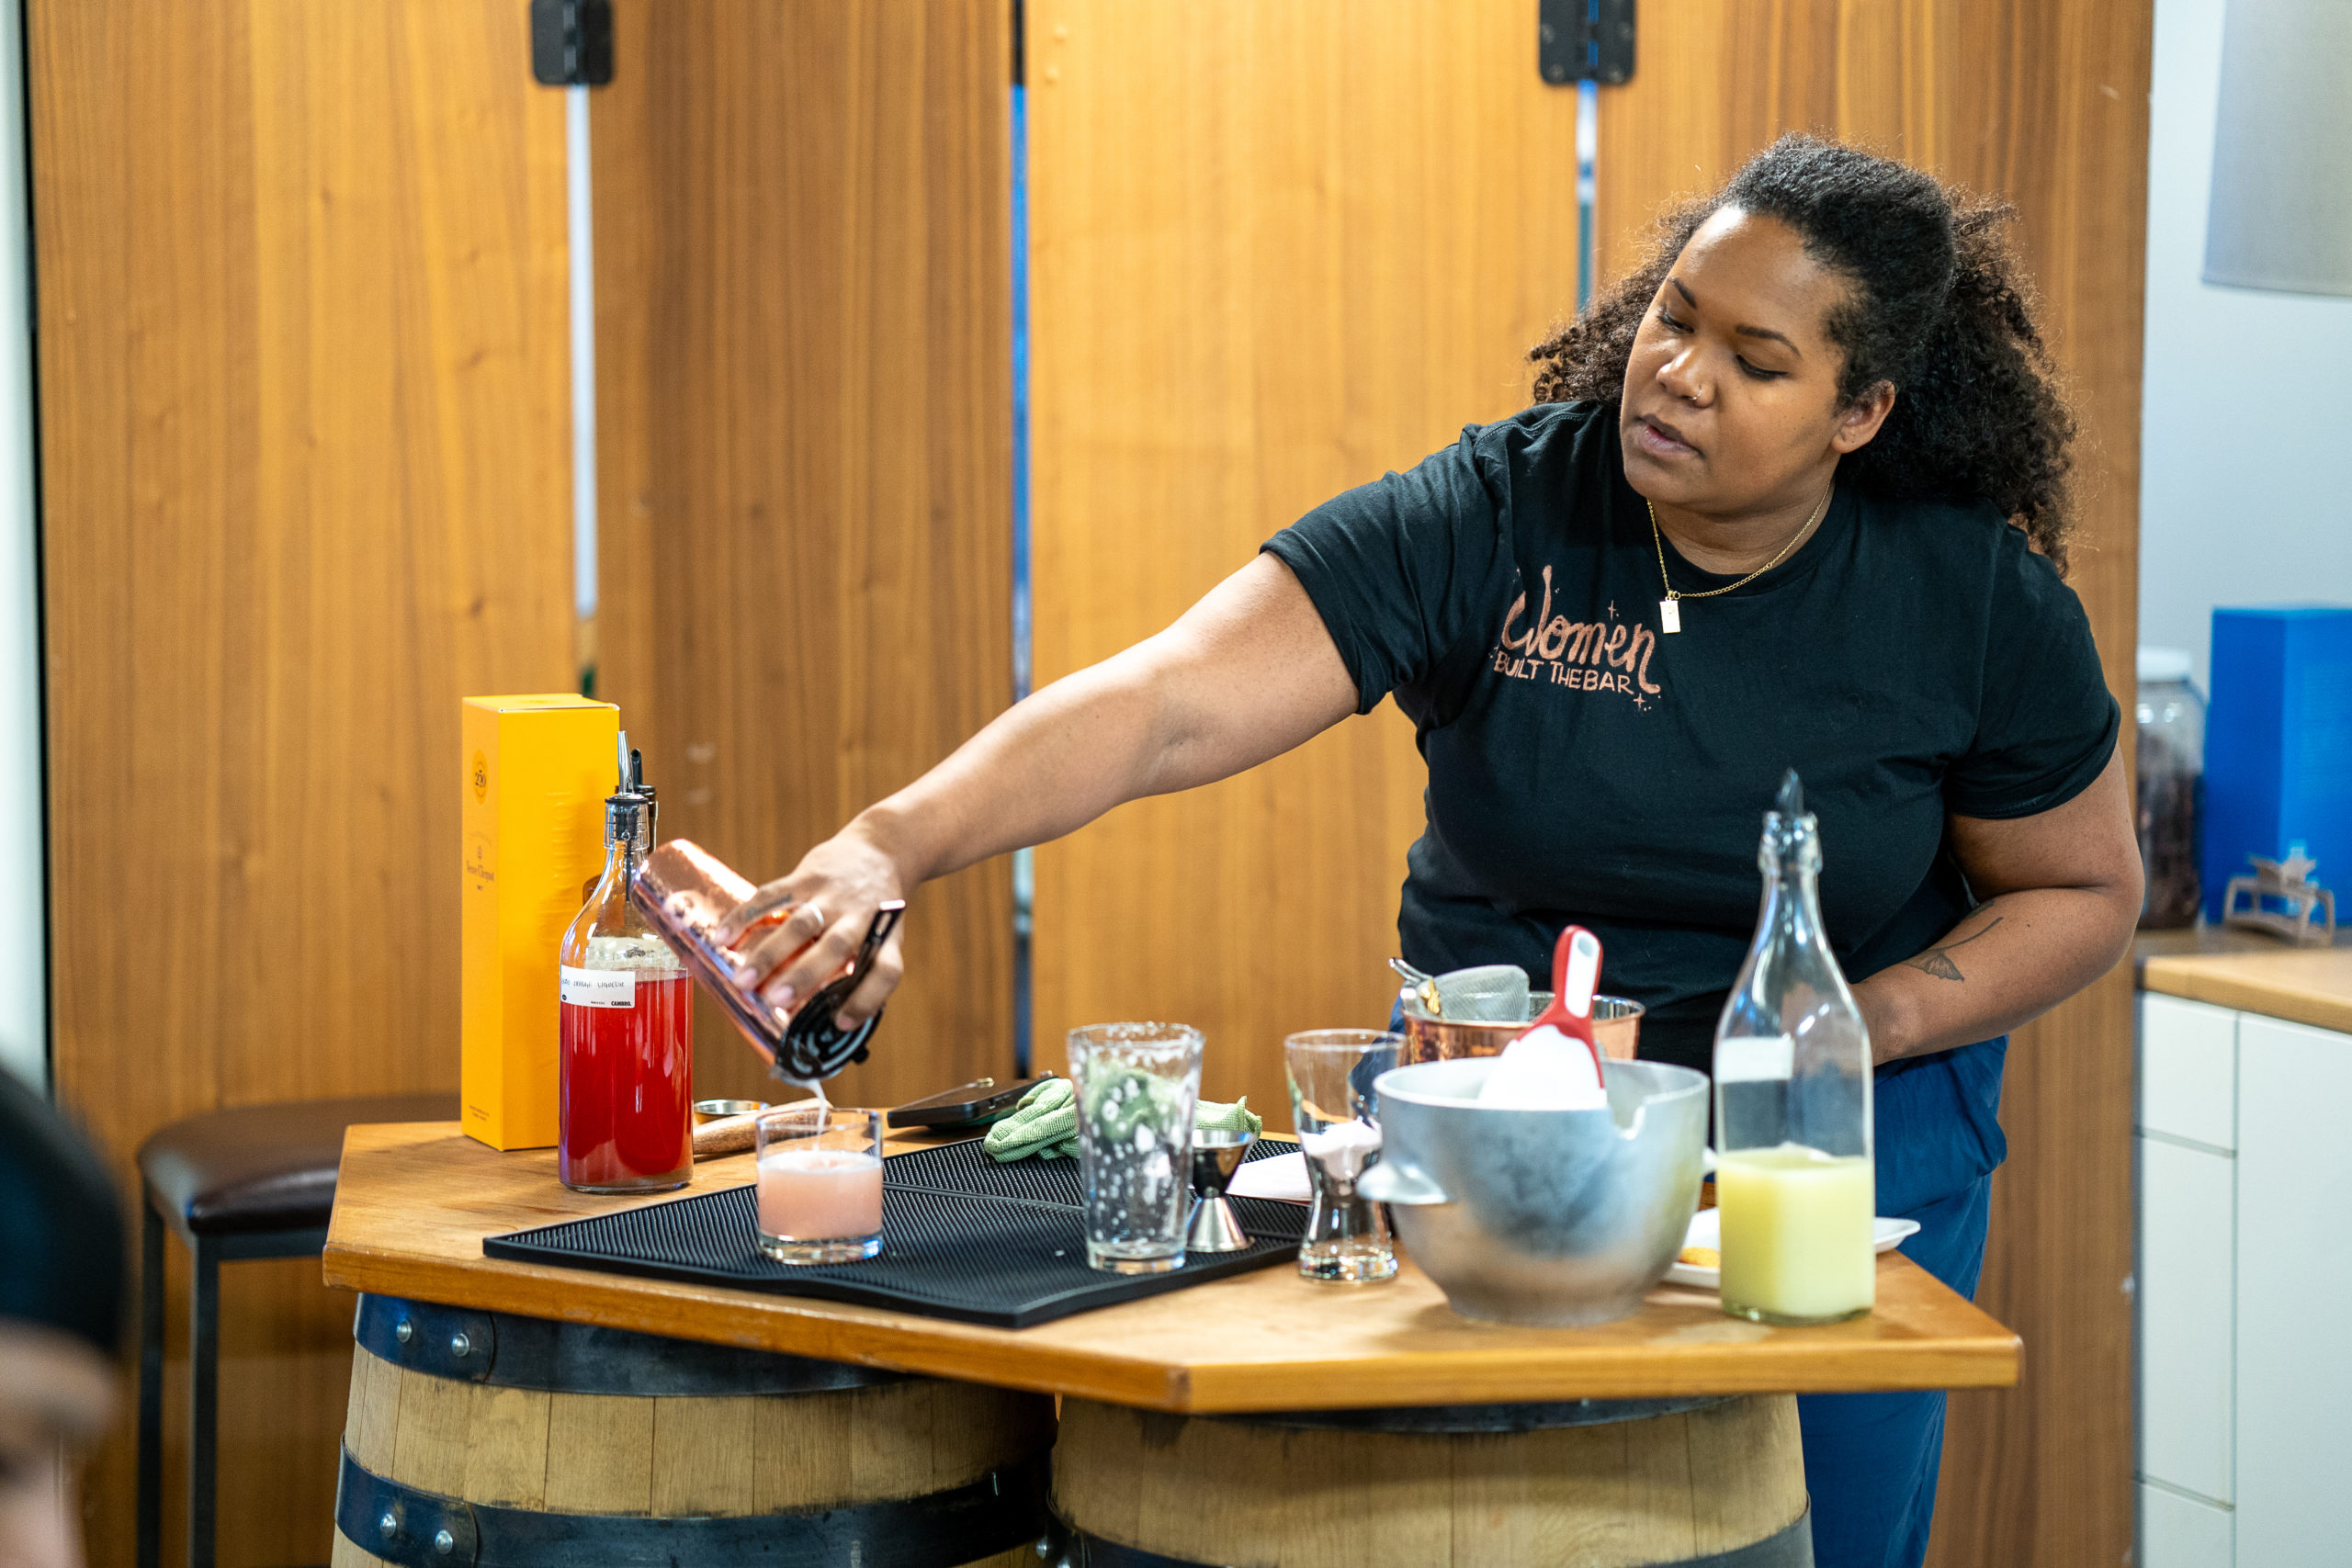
[753,1105,885,1264]
[758,1149,883,1237]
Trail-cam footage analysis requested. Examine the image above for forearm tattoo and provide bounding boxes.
[1901,915,2005,981]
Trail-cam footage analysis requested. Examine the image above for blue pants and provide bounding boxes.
[1798,1037,2008,1568]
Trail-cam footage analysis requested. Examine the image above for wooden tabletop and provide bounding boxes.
[324,1120,2020,1415]
[2137,926,2352,1035]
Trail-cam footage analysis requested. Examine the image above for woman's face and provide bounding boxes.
[1619,207,1893,518]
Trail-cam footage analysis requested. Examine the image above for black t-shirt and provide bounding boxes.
[1263,400,2120,1074]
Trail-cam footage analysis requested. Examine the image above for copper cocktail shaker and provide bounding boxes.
[628,839,902,1084]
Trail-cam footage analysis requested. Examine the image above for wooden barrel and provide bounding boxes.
[332,1293,1054,1568]
[1050,1393,1812,1567]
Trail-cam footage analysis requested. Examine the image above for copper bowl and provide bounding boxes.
[1399,991,1645,1066]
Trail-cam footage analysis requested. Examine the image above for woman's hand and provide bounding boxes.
[714,818,911,1029]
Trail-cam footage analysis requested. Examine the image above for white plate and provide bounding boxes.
[1663,1208,1922,1291]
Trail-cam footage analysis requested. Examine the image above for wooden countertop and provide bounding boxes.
[323,1120,2019,1414]
[2136,925,2352,1035]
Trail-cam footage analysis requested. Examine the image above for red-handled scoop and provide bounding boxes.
[1531,923,1606,1077]
[1476,924,1608,1109]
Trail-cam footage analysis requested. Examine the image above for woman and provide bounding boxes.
[718,135,2142,1568]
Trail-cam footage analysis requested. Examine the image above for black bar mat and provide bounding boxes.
[484,1136,1307,1328]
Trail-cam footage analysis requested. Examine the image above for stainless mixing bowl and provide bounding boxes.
[1356,1056,1706,1327]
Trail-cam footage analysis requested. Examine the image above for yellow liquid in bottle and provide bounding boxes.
[1716,1144,1875,1325]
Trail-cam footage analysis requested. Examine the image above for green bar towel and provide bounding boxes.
[982,1077,1079,1161]
[1196,1096,1263,1138]
[982,1082,1262,1162]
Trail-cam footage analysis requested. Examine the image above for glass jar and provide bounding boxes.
[2135,647,2205,930]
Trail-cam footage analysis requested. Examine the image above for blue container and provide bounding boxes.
[2202,606,2352,923]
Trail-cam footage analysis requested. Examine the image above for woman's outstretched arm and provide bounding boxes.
[717,553,1360,1024]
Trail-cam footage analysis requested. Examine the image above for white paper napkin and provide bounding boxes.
[1227,1149,1311,1203]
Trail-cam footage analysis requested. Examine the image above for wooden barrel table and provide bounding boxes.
[332,1293,1055,1568]
[1049,1393,1812,1567]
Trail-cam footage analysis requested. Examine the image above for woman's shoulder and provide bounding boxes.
[1465,399,1612,457]
[1455,400,1618,503]
[1858,487,2072,598]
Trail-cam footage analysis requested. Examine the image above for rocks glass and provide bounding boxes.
[753,1104,884,1264]
[1068,1023,1204,1274]
[1284,1030,1401,1283]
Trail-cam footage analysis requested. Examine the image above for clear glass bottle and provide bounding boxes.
[558,736,694,1193]
[1713,771,1875,1325]
[2135,647,2205,929]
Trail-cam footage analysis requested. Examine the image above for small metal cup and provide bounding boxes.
[693,1099,768,1125]
[1185,1129,1256,1253]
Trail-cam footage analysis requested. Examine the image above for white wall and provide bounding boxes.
[0,0,43,1092]
[2140,0,2352,689]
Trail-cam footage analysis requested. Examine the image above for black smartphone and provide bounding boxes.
[887,1075,1055,1130]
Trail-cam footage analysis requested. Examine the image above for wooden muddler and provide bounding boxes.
[690,1111,761,1159]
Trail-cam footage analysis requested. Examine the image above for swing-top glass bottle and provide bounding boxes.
[1712,771,1875,1325]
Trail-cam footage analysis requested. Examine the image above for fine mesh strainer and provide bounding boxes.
[1387,958,1531,1023]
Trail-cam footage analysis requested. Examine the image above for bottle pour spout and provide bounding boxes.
[605,730,655,851]
[1775,768,1804,818]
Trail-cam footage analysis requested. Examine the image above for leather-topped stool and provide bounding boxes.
[136,1093,458,1568]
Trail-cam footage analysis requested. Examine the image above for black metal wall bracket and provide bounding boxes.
[1540,0,1636,86]
[530,0,614,87]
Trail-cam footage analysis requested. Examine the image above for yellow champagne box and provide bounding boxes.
[460,694,618,1150]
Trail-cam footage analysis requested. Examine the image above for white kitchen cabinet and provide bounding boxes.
[2140,1483,2233,1568]
[2137,1135,2233,1502]
[2233,1014,2352,1568]
[2139,993,2236,1150]
[2136,992,2352,1568]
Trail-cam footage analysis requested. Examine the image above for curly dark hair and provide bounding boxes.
[1531,134,2080,572]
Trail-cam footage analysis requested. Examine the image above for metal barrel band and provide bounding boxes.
[354,1292,909,1395]
[1217,1393,1730,1434]
[335,1445,1051,1568]
[1044,1503,1815,1568]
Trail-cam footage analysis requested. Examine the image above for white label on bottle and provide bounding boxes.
[560,965,635,1009]
[1716,1034,1795,1082]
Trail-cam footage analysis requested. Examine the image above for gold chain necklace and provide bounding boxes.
[1647,482,1833,634]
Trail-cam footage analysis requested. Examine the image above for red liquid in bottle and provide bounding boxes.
[558,975,694,1191]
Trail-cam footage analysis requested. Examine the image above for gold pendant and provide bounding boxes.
[1660,597,1681,635]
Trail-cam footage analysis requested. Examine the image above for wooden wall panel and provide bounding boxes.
[1593,6,2150,1565]
[592,0,1013,1109]
[1935,11,2148,1563]
[1026,0,1581,1117]
[30,1,573,1562]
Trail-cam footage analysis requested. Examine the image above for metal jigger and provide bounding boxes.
[1187,1129,1256,1253]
